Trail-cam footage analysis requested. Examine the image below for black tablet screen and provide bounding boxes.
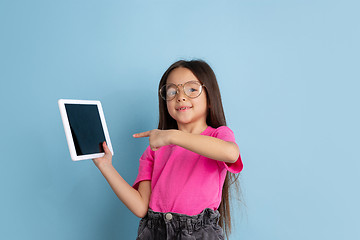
[65,104,106,156]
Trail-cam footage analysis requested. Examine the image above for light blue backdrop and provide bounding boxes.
[1,0,359,239]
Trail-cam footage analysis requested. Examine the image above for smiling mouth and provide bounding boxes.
[176,106,192,111]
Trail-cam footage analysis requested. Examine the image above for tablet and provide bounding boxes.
[58,99,114,161]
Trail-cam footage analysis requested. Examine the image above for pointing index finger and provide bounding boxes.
[133,131,151,138]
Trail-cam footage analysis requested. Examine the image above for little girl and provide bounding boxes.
[93,59,243,240]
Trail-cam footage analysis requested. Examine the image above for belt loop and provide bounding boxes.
[187,219,193,234]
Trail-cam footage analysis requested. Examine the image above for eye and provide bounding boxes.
[188,88,198,92]
[167,88,177,96]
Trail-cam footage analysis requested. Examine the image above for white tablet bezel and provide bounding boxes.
[58,99,114,161]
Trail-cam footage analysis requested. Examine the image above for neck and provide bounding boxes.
[177,121,208,134]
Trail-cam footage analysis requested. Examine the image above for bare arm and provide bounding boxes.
[171,131,239,163]
[93,142,151,218]
[133,129,239,163]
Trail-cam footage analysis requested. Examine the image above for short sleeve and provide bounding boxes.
[213,126,243,173]
[132,146,154,190]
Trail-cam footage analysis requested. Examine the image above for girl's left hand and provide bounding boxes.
[133,129,175,151]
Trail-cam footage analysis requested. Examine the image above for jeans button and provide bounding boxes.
[165,213,173,220]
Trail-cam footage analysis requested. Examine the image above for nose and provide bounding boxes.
[177,97,186,102]
[176,90,187,102]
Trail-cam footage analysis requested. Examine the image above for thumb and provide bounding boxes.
[102,141,111,154]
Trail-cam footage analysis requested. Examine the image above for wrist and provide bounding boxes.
[169,130,181,145]
[96,162,114,171]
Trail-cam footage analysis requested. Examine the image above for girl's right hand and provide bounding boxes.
[92,141,113,168]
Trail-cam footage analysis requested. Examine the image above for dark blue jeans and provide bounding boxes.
[136,208,224,240]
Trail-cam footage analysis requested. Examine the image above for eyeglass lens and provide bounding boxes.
[160,81,203,101]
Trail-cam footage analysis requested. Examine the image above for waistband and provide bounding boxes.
[143,208,221,232]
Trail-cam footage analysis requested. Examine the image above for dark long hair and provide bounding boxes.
[157,59,241,239]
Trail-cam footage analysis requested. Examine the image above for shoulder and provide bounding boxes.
[204,125,234,136]
[204,126,236,142]
[140,145,155,160]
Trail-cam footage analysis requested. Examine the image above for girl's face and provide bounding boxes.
[165,67,208,131]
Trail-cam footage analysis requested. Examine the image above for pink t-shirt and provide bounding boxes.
[132,126,243,216]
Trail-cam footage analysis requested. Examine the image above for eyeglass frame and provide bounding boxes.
[159,81,206,101]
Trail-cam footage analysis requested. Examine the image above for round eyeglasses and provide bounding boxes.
[159,81,205,101]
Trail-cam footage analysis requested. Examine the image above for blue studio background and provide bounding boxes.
[1,0,359,239]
